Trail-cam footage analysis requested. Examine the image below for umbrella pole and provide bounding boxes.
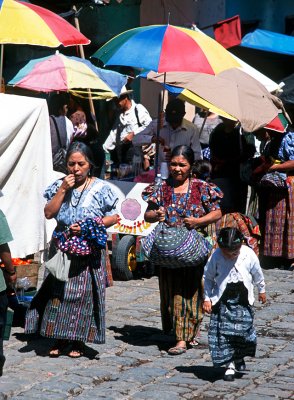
[154,91,163,174]
[0,45,4,93]
[154,72,167,175]
[72,5,99,132]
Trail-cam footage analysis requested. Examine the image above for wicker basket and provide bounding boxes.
[15,261,40,289]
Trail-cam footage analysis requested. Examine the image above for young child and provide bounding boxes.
[191,159,212,182]
[203,227,266,381]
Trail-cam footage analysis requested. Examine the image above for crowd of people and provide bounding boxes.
[1,85,293,382]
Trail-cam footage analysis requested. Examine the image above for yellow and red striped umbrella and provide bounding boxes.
[0,0,90,47]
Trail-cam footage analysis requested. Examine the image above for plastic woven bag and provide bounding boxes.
[141,222,212,268]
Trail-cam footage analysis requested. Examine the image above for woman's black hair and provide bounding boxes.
[217,227,244,249]
[192,160,212,181]
[170,145,194,166]
[66,141,96,175]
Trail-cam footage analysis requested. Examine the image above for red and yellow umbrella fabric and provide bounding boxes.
[0,0,90,47]
[92,24,240,74]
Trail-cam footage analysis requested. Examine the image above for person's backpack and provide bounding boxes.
[50,116,67,174]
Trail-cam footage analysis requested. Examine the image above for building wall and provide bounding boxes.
[226,0,294,34]
[195,0,294,34]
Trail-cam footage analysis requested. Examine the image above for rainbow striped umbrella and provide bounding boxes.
[8,52,127,98]
[92,24,240,74]
[0,0,90,90]
[0,0,90,47]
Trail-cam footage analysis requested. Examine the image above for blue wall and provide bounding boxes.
[226,0,294,33]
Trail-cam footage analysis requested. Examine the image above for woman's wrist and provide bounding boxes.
[3,266,16,276]
[59,186,67,194]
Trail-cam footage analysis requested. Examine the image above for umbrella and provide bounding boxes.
[8,52,127,99]
[146,68,283,132]
[92,24,240,74]
[0,0,90,89]
[0,0,90,47]
[92,24,241,171]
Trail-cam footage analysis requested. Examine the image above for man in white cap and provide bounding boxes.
[103,86,152,165]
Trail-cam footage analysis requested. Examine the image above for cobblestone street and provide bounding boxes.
[1,267,293,399]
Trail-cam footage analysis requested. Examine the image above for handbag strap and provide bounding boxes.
[134,106,142,127]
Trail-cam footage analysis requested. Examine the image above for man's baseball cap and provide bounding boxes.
[107,85,133,101]
[165,99,185,117]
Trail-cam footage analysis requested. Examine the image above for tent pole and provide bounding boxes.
[72,5,99,132]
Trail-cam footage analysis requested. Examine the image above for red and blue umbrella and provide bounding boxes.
[92,24,240,74]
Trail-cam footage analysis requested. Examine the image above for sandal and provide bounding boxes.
[189,338,200,348]
[168,346,187,355]
[49,340,68,358]
[68,341,85,358]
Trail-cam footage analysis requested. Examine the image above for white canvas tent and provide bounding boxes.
[0,93,57,257]
[231,53,280,93]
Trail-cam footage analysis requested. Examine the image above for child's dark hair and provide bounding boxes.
[192,160,212,181]
[217,227,244,249]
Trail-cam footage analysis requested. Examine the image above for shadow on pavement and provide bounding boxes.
[13,333,99,359]
[175,365,225,382]
[108,325,173,351]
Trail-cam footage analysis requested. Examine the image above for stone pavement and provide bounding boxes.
[0,267,294,400]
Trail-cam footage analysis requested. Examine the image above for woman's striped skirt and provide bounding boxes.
[25,253,106,344]
[158,265,204,342]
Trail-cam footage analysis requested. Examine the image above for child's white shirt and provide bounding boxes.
[203,245,265,306]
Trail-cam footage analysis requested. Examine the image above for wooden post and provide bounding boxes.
[0,45,4,93]
[72,5,99,132]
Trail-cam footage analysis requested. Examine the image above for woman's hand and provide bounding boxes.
[102,214,120,228]
[61,174,76,192]
[183,216,200,229]
[259,292,266,304]
[183,210,222,229]
[45,174,76,219]
[70,223,81,236]
[252,157,272,176]
[203,300,212,314]
[144,206,165,223]
[156,207,166,222]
